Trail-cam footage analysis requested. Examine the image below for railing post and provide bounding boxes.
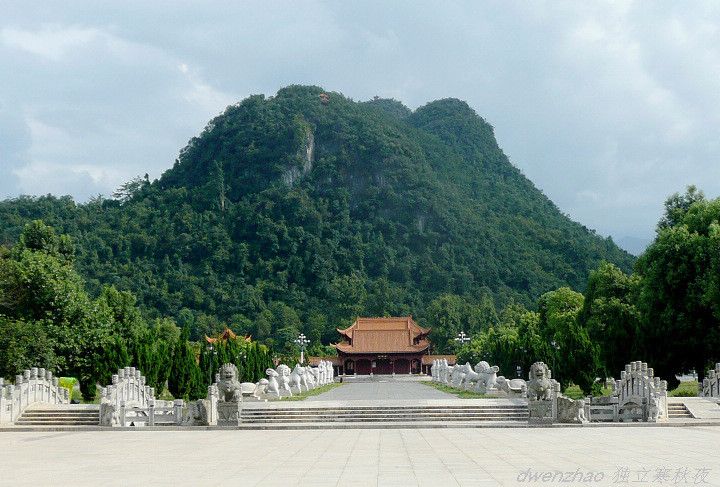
[174,399,184,425]
[148,399,155,426]
[120,401,126,427]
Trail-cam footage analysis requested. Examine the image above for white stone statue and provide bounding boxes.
[450,364,466,388]
[253,379,269,399]
[289,364,305,393]
[276,364,293,397]
[457,363,479,390]
[217,363,243,402]
[316,360,327,386]
[306,366,318,389]
[441,359,451,384]
[494,376,527,397]
[527,361,555,401]
[265,368,281,398]
[473,361,500,393]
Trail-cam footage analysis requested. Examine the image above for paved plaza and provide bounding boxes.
[2,426,718,486]
[307,377,455,401]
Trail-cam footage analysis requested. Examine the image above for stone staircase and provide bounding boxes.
[667,402,694,419]
[15,405,100,426]
[239,404,528,429]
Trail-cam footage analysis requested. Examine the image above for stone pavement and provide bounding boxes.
[2,426,718,486]
[306,377,456,401]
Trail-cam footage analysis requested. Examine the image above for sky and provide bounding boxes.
[2,1,719,254]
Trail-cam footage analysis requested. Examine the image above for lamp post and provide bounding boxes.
[550,340,560,376]
[295,333,310,364]
[454,331,471,347]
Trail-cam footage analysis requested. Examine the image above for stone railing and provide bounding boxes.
[100,367,183,427]
[614,361,668,422]
[702,363,720,398]
[0,368,70,424]
[119,398,184,427]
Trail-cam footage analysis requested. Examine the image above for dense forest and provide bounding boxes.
[0,85,633,351]
[0,86,717,396]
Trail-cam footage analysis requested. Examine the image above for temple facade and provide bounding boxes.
[333,317,431,375]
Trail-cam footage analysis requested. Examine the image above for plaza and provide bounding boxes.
[1,426,718,486]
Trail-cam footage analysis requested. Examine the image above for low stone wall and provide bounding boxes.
[0,368,70,424]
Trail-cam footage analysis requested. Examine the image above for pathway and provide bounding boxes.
[306,377,456,401]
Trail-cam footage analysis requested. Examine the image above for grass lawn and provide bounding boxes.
[422,381,492,399]
[669,380,699,397]
[278,382,345,401]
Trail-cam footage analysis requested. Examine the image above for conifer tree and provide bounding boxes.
[168,327,199,399]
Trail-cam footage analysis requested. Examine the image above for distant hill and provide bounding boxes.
[0,85,634,341]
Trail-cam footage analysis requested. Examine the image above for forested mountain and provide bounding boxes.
[0,85,633,345]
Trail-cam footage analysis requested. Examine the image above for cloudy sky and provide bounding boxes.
[2,1,719,253]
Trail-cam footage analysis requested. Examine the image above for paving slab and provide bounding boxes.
[2,426,719,486]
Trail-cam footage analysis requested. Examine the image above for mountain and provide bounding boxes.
[0,85,634,342]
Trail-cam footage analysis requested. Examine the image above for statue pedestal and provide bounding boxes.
[217,402,242,426]
[528,400,556,424]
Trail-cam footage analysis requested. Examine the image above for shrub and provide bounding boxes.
[668,380,699,397]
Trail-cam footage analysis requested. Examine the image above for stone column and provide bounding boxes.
[173,399,184,425]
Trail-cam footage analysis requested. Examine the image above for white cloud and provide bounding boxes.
[1,25,99,61]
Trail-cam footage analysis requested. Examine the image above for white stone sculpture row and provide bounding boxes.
[0,368,70,424]
[261,361,335,399]
[100,367,182,427]
[185,361,337,426]
[430,359,527,397]
[702,363,720,398]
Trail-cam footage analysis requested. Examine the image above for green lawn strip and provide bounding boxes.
[669,380,699,397]
[421,380,492,399]
[278,382,345,401]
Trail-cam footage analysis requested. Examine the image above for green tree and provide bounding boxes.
[0,318,57,379]
[580,262,641,378]
[538,288,599,393]
[636,188,720,386]
[168,327,202,400]
[426,294,465,353]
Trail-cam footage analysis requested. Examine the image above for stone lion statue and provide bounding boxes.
[527,361,554,401]
[217,363,242,402]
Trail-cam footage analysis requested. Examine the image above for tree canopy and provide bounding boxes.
[0,86,633,348]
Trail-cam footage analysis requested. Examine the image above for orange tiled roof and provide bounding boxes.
[205,328,251,344]
[334,317,431,354]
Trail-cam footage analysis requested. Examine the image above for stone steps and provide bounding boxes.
[16,406,100,426]
[667,403,694,419]
[240,404,528,426]
[234,421,529,430]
